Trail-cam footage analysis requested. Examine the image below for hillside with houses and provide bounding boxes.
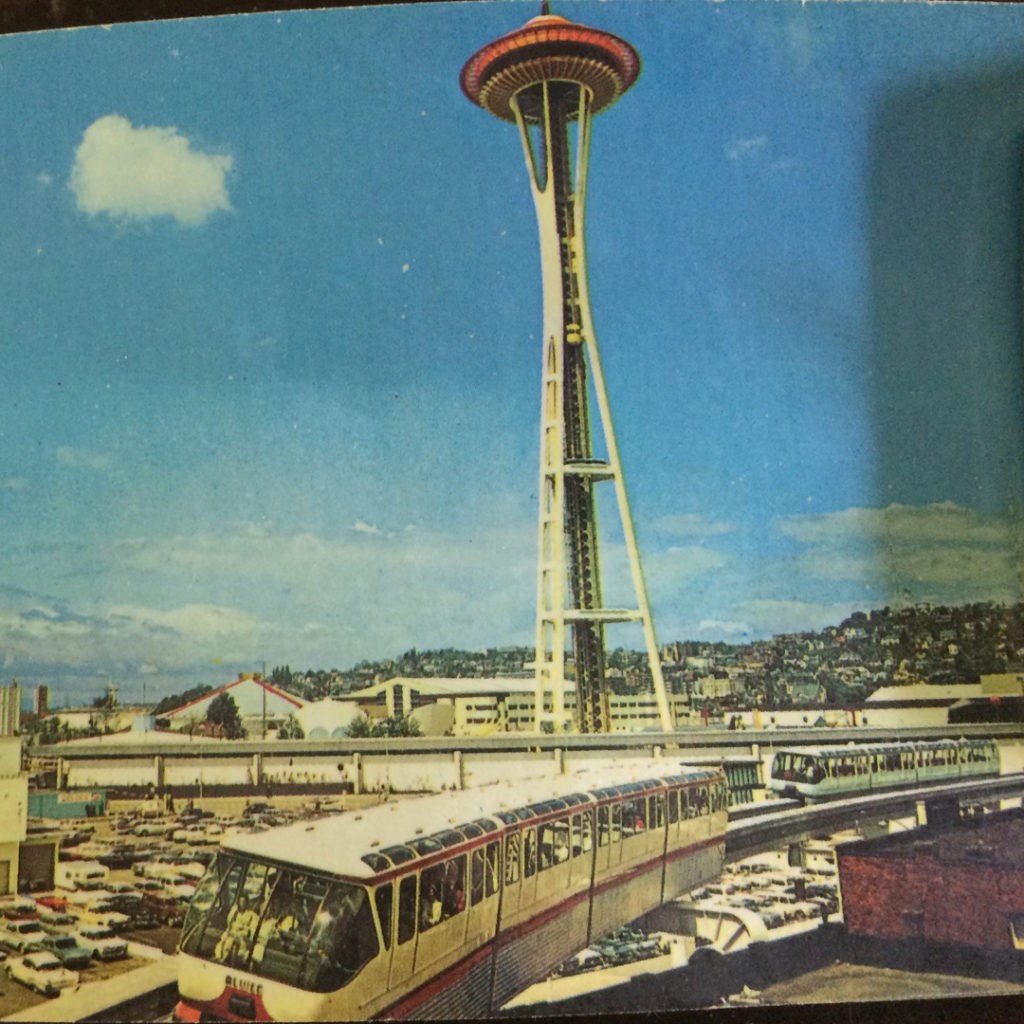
[273,601,1024,712]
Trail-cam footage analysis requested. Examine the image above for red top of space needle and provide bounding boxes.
[460,8,640,123]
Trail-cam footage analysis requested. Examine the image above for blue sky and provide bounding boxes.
[3,0,1024,705]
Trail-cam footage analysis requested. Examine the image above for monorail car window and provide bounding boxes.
[695,785,709,816]
[622,798,645,836]
[444,857,466,917]
[667,789,679,824]
[524,827,537,878]
[651,794,665,828]
[397,874,417,944]
[375,884,392,950]
[505,831,521,884]
[181,854,379,992]
[611,802,623,840]
[419,863,444,931]
[410,836,443,856]
[299,884,379,991]
[470,841,499,904]
[380,845,417,866]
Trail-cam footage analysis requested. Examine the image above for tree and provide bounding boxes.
[206,692,245,739]
[376,714,422,738]
[344,713,374,739]
[277,714,305,740]
[342,713,421,738]
[153,684,212,716]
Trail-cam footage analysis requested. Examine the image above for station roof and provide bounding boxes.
[866,683,984,704]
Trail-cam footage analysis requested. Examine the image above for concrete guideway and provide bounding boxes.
[725,772,1024,861]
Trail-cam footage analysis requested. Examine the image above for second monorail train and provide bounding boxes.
[768,737,999,802]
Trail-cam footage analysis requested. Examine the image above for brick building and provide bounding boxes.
[836,810,1024,952]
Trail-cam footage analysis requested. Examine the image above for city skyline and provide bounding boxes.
[3,0,1024,704]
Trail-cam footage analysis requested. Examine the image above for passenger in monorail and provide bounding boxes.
[215,895,259,964]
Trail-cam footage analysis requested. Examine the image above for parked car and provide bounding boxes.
[104,883,142,901]
[97,845,147,869]
[554,948,604,976]
[1,919,47,952]
[132,821,171,837]
[34,904,78,927]
[0,896,36,920]
[78,905,131,932]
[74,925,128,961]
[142,892,189,927]
[36,933,92,970]
[7,951,79,995]
[34,896,69,912]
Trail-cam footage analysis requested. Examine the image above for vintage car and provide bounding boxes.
[7,951,79,995]
[74,925,128,961]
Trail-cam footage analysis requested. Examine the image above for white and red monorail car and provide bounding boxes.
[174,760,727,1022]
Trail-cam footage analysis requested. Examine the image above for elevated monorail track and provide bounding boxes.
[35,722,1024,761]
[724,771,1024,862]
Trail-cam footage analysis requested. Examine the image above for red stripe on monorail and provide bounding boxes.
[377,941,493,1019]
[380,831,724,1019]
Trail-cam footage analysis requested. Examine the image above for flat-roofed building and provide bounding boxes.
[0,683,20,737]
[346,677,691,735]
[0,737,28,894]
[837,808,1024,953]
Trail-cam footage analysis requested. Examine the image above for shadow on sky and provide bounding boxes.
[866,60,1024,601]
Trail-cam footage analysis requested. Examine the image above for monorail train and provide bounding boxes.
[768,737,1000,803]
[174,760,728,1022]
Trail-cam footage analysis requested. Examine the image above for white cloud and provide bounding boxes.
[56,446,110,471]
[725,135,767,162]
[351,520,380,535]
[697,618,750,638]
[0,589,266,676]
[778,501,1012,547]
[70,114,232,226]
[650,513,733,539]
[775,502,1024,599]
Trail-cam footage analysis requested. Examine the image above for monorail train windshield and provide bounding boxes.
[772,752,825,784]
[179,853,380,993]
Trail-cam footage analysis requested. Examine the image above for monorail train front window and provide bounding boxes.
[180,854,379,992]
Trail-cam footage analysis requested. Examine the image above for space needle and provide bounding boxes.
[461,6,672,734]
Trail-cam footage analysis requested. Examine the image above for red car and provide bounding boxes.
[34,896,69,912]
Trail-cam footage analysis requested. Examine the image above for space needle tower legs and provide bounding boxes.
[461,10,672,734]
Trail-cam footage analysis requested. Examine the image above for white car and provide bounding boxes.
[79,905,131,932]
[0,896,37,919]
[1,919,47,952]
[75,925,128,961]
[66,888,114,907]
[7,951,79,995]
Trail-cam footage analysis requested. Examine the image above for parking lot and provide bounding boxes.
[2,792,374,1017]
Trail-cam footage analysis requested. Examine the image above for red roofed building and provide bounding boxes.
[159,673,306,737]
